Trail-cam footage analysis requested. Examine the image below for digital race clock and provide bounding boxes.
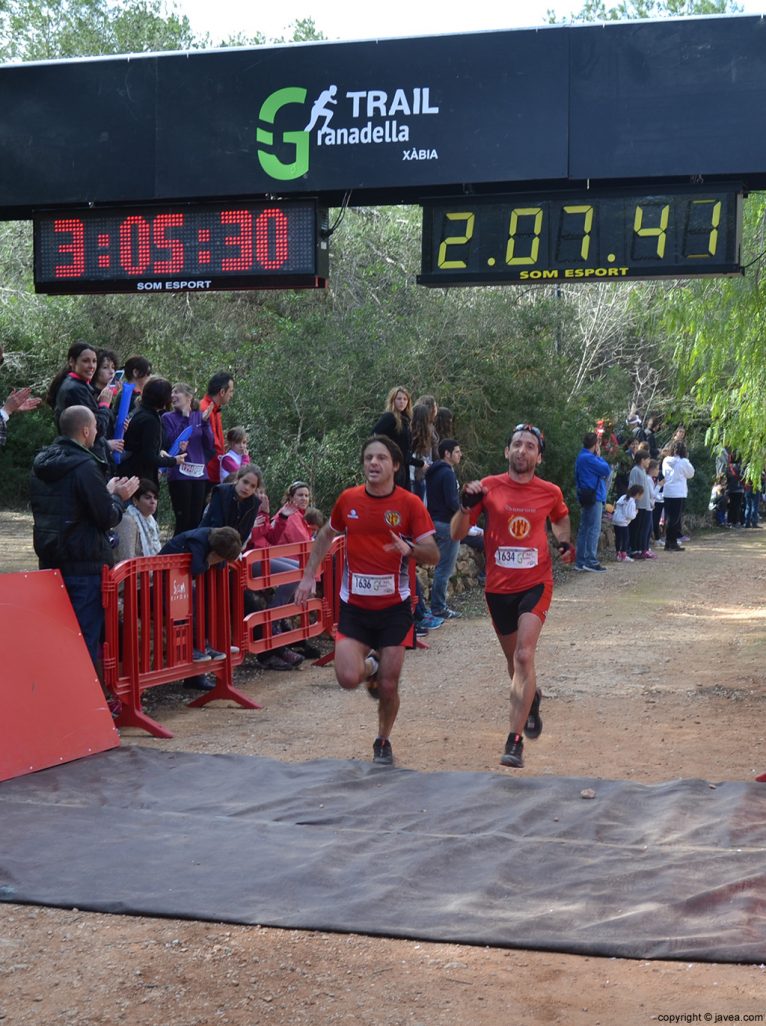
[33,200,329,294]
[418,186,743,286]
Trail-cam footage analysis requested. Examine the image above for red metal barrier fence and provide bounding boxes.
[102,537,346,738]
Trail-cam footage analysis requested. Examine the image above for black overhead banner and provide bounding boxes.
[1,15,766,215]
[569,17,766,181]
[155,32,570,200]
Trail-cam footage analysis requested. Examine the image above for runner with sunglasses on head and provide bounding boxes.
[450,424,574,769]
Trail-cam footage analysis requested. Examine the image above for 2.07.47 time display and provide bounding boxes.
[418,186,743,286]
[33,200,329,294]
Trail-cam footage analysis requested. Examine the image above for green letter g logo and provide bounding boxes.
[257,87,309,181]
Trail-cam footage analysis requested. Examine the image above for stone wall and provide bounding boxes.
[417,542,485,604]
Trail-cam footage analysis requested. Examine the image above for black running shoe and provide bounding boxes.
[373,737,393,765]
[365,650,380,700]
[524,689,543,740]
[500,732,524,768]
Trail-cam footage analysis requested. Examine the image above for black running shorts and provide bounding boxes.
[337,599,414,650]
[485,582,551,636]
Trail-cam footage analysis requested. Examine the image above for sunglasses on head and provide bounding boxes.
[511,423,545,452]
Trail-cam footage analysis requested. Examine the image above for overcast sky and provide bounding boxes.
[172,0,766,46]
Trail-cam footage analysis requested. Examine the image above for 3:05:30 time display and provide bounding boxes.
[33,199,328,294]
[417,186,743,286]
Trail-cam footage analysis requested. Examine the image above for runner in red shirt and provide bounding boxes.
[296,436,438,766]
[451,424,574,769]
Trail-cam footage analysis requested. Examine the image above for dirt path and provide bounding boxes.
[2,515,766,1025]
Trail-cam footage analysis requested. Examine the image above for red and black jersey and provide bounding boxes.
[330,484,435,610]
[469,473,568,594]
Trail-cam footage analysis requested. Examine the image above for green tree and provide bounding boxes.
[548,0,740,23]
[0,0,201,61]
[665,193,766,481]
[273,18,324,43]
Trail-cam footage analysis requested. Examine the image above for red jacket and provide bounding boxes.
[199,395,224,483]
[270,507,312,546]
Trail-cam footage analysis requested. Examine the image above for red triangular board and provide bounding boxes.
[0,569,119,782]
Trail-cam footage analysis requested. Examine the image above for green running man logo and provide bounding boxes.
[257,87,309,181]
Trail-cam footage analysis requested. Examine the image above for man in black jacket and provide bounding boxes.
[425,438,463,619]
[30,405,139,668]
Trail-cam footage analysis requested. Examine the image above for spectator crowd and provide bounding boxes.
[3,340,763,718]
[574,411,763,575]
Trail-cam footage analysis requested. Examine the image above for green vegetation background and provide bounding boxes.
[0,0,761,520]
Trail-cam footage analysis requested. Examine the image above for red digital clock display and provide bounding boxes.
[33,200,328,294]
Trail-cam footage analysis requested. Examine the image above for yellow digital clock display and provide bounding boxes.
[418,186,743,286]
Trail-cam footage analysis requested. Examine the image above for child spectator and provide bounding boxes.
[613,484,644,562]
[649,459,665,543]
[628,450,653,559]
[202,463,262,546]
[220,426,250,477]
[159,525,242,577]
[709,476,727,527]
[114,478,162,560]
[158,525,243,686]
[304,506,325,537]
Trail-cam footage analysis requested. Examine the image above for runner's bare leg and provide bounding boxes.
[333,637,404,738]
[493,611,544,734]
[376,645,406,738]
[334,636,372,689]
